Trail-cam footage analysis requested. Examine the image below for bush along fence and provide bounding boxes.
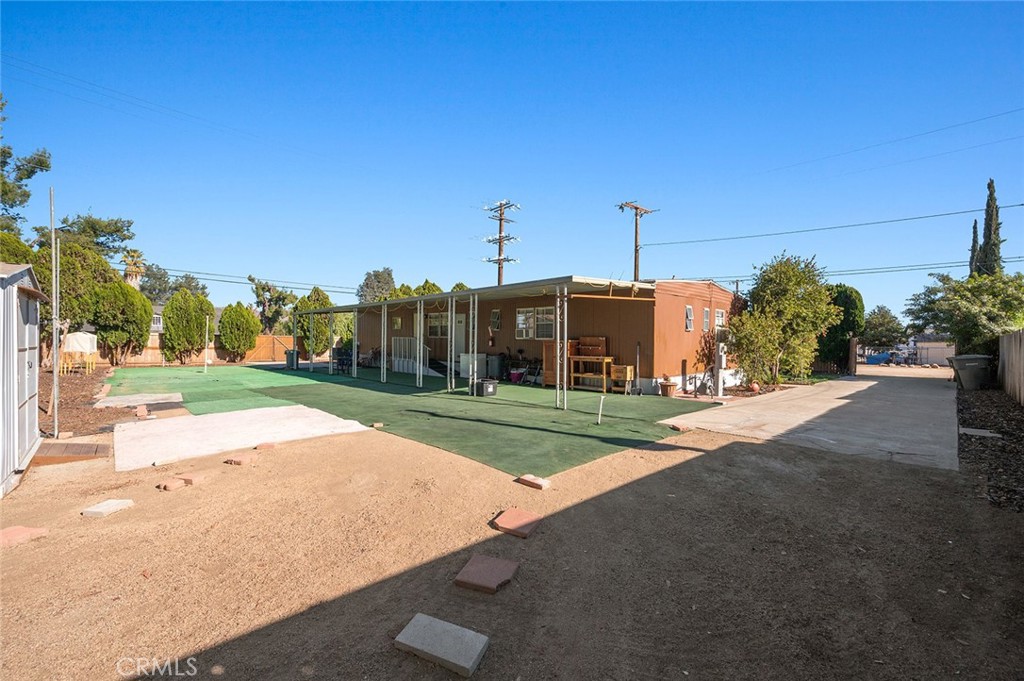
[999,330,1023,407]
[96,334,296,367]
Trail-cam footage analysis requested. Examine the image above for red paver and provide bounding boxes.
[515,474,550,490]
[493,507,543,538]
[670,424,690,432]
[0,526,48,548]
[454,555,520,594]
[174,473,207,486]
[225,453,258,466]
[157,478,186,491]
[254,442,276,450]
[135,405,149,418]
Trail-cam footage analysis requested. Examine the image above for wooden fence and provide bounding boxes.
[97,334,295,367]
[999,330,1023,406]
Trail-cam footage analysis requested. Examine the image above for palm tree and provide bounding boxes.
[121,249,145,290]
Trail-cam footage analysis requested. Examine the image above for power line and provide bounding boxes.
[682,255,1024,283]
[755,106,1024,175]
[642,203,1024,247]
[104,260,357,295]
[831,136,1024,178]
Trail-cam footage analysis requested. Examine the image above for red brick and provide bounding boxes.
[254,442,276,450]
[174,473,207,486]
[135,405,149,418]
[515,474,550,490]
[157,478,186,491]
[493,507,543,538]
[58,431,75,440]
[454,555,520,594]
[669,424,690,432]
[225,453,258,466]
[1,526,48,548]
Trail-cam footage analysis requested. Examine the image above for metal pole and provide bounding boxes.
[416,300,424,388]
[562,285,569,410]
[50,186,58,437]
[352,310,358,378]
[555,285,562,409]
[381,303,388,383]
[328,312,335,376]
[447,297,455,392]
[204,315,209,374]
[307,312,313,373]
[291,313,297,370]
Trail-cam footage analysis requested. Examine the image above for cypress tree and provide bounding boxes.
[978,178,1003,275]
[968,219,979,275]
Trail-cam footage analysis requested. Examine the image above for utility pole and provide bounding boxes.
[484,200,520,285]
[50,187,59,437]
[617,201,657,281]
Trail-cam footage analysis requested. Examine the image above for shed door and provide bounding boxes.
[17,294,40,467]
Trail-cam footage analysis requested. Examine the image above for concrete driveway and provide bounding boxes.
[664,365,959,470]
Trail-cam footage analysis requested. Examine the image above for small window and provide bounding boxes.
[490,309,501,331]
[515,308,535,340]
[535,307,555,340]
[151,315,163,331]
[427,313,448,338]
[703,308,710,332]
[715,309,726,329]
[392,316,402,331]
[684,305,693,332]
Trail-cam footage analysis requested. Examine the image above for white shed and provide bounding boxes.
[1,263,48,498]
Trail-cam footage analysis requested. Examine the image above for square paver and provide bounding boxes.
[157,478,186,491]
[225,453,258,466]
[394,613,489,677]
[454,555,519,594]
[515,474,550,490]
[81,499,134,518]
[174,473,208,486]
[1,526,48,548]
[493,507,542,538]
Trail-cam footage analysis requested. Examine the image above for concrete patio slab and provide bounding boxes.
[95,393,183,408]
[493,507,542,538]
[454,555,520,594]
[113,405,368,471]
[81,499,134,518]
[394,613,489,677]
[663,366,958,470]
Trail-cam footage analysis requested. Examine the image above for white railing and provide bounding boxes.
[999,330,1023,406]
[391,336,430,374]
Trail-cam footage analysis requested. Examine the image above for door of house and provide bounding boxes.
[453,314,466,357]
[16,293,39,467]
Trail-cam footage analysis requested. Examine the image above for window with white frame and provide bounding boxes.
[427,312,448,338]
[535,306,555,340]
[703,308,710,332]
[684,305,693,332]
[490,309,501,331]
[392,316,402,331]
[515,308,535,339]
[715,309,726,329]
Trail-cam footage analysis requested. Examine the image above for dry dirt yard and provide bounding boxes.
[2,420,1022,680]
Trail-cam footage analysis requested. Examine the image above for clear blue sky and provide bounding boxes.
[3,2,1022,320]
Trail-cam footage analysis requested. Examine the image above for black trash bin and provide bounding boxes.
[948,355,991,390]
[471,379,498,397]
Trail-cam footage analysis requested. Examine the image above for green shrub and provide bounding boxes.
[218,302,261,362]
[1,233,34,263]
[91,281,153,366]
[162,289,215,364]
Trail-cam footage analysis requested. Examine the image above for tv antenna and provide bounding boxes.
[483,199,520,285]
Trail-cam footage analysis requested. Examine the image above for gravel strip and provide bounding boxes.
[957,388,1024,512]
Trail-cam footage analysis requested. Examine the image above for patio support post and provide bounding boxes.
[351,310,358,378]
[328,312,335,375]
[416,299,424,388]
[555,285,563,409]
[381,303,388,384]
[446,297,455,393]
[292,315,297,371]
[562,285,569,410]
[307,312,313,373]
[468,294,478,389]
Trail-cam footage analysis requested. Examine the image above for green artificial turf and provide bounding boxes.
[108,366,715,476]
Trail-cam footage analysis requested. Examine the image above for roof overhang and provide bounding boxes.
[302,275,657,315]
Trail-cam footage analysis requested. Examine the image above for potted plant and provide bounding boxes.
[658,374,678,397]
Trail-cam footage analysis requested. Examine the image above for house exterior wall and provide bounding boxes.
[915,341,955,366]
[652,280,738,385]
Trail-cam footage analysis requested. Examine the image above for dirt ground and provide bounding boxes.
[37,368,136,437]
[2,418,1022,679]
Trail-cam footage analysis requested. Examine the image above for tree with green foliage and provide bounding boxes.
[121,248,145,289]
[248,275,297,334]
[170,272,208,298]
[414,279,443,296]
[356,268,395,303]
[293,287,333,358]
[91,281,153,366]
[1,96,51,238]
[218,302,261,362]
[968,219,980,275]
[33,214,135,258]
[976,178,1003,276]
[451,282,470,292]
[816,283,865,370]
[730,254,840,383]
[1,232,34,263]
[32,242,119,351]
[861,305,906,351]
[388,283,415,300]
[161,289,215,364]
[140,263,174,304]
[905,273,1024,355]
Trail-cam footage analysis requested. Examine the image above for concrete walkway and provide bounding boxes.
[114,405,368,471]
[664,365,959,470]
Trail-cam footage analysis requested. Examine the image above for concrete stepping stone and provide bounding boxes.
[960,427,1002,438]
[174,473,207,486]
[493,507,542,538]
[157,478,186,491]
[515,474,550,490]
[454,555,519,594]
[1,526,48,548]
[224,453,258,466]
[81,499,134,518]
[394,613,489,677]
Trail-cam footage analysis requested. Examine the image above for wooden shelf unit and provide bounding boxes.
[570,355,614,392]
[610,364,635,394]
